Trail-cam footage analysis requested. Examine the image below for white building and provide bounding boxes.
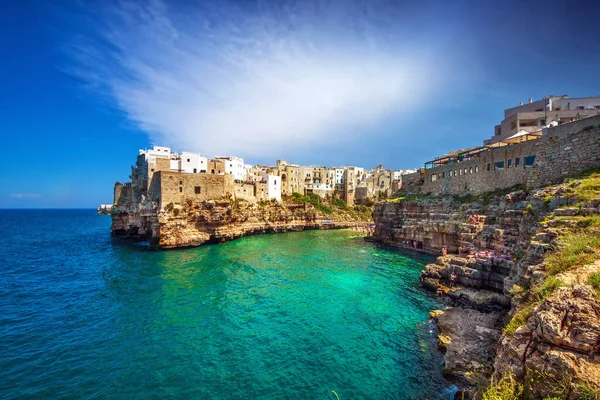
[216,156,247,181]
[335,168,345,184]
[354,167,365,182]
[267,175,281,201]
[178,152,208,173]
[139,146,171,163]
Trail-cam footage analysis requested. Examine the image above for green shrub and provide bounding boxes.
[331,198,347,209]
[481,373,523,400]
[173,207,180,216]
[165,202,174,212]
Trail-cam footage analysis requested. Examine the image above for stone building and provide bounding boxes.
[117,146,392,210]
[403,114,600,196]
[485,95,600,146]
[276,160,304,195]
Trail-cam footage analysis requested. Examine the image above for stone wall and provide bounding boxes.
[528,125,600,188]
[234,182,257,202]
[416,140,540,196]
[402,115,600,196]
[157,172,235,207]
[114,183,133,206]
[255,183,269,201]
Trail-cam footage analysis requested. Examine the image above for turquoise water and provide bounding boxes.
[0,210,451,399]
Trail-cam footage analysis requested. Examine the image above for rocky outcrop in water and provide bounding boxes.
[371,184,600,397]
[112,199,370,248]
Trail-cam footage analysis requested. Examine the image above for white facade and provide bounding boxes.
[335,168,345,184]
[267,175,281,201]
[179,152,208,173]
[354,167,365,182]
[139,146,171,164]
[217,156,246,181]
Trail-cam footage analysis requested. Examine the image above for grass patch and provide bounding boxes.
[589,272,600,290]
[568,168,600,204]
[545,232,600,275]
[534,276,567,302]
[575,381,600,400]
[481,373,523,400]
[503,303,536,336]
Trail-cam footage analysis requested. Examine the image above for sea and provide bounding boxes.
[0,209,455,399]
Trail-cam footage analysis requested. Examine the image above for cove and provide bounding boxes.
[0,210,451,399]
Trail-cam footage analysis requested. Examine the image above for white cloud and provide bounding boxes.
[11,193,41,199]
[69,0,448,159]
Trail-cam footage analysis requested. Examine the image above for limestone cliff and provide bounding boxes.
[111,199,371,249]
[372,179,600,398]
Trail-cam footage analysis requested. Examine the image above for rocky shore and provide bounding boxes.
[371,179,600,398]
[111,198,372,248]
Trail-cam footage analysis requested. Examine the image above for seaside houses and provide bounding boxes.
[116,145,405,211]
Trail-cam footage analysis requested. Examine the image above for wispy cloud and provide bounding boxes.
[11,193,41,199]
[67,0,461,159]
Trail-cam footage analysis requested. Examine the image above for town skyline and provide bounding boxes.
[2,0,599,208]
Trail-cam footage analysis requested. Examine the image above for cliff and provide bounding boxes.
[372,172,600,398]
[111,198,372,249]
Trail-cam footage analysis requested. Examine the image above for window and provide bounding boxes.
[508,159,512,168]
[431,174,437,182]
[487,163,491,171]
[187,159,190,162]
[195,186,201,194]
[179,180,183,185]
[494,161,504,170]
[454,170,457,177]
[475,166,479,173]
[193,168,197,173]
[464,168,468,175]
[577,106,585,110]
[539,119,546,126]
[179,187,183,193]
[469,167,472,174]
[515,158,520,167]
[441,172,445,178]
[524,155,536,167]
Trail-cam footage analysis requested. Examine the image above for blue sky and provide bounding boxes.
[1,0,599,208]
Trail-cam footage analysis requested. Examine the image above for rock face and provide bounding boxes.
[111,199,367,248]
[494,285,600,399]
[430,307,504,388]
[372,185,600,397]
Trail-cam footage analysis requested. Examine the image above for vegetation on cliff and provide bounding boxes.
[288,192,373,221]
[483,169,600,399]
[377,168,600,398]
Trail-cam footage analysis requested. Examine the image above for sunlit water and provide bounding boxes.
[0,210,453,399]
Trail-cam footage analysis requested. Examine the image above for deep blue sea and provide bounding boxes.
[0,209,452,399]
